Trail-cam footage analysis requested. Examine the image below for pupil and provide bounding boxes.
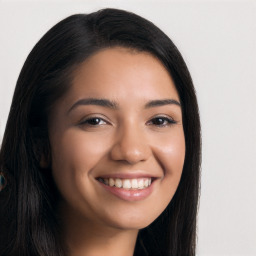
[90,118,100,125]
[155,118,164,125]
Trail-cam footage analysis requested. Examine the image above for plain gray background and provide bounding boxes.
[0,0,256,255]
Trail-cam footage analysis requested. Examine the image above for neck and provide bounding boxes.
[60,206,138,256]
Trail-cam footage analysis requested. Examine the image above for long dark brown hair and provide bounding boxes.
[0,8,201,256]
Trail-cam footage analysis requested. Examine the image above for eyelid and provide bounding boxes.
[146,115,177,126]
[78,114,111,126]
[77,114,177,127]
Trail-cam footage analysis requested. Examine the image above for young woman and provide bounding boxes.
[0,8,201,256]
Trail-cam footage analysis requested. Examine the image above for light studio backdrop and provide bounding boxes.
[0,0,255,255]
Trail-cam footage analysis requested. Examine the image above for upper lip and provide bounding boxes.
[95,171,160,179]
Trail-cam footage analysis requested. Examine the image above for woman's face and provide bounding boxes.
[48,47,185,230]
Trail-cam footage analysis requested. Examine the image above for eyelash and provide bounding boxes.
[146,116,177,127]
[79,117,108,126]
[79,116,176,127]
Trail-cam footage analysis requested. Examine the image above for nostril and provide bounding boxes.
[110,146,150,164]
[109,130,151,164]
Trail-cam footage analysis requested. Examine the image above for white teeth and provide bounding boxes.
[131,179,138,188]
[115,178,122,188]
[138,179,144,189]
[123,179,132,189]
[109,178,115,187]
[99,177,152,190]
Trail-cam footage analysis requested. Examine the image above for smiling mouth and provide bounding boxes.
[97,177,154,190]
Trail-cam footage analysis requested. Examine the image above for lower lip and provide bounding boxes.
[97,181,155,201]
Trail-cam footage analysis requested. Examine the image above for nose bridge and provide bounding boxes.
[110,120,150,164]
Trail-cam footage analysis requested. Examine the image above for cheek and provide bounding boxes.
[152,128,185,200]
[153,128,186,176]
[51,130,110,170]
[129,130,185,227]
[50,130,111,196]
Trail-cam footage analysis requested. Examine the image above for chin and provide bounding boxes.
[101,208,161,231]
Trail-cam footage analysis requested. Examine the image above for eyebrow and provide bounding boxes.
[68,97,181,114]
[68,98,119,113]
[145,99,181,108]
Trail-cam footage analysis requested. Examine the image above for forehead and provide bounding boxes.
[65,47,180,105]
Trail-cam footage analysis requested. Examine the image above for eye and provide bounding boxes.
[147,116,177,127]
[80,117,108,126]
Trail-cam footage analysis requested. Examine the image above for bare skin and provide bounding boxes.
[47,47,185,256]
[60,203,138,256]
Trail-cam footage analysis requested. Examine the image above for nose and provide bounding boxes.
[110,124,151,164]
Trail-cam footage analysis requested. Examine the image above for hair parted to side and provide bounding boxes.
[0,8,201,256]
